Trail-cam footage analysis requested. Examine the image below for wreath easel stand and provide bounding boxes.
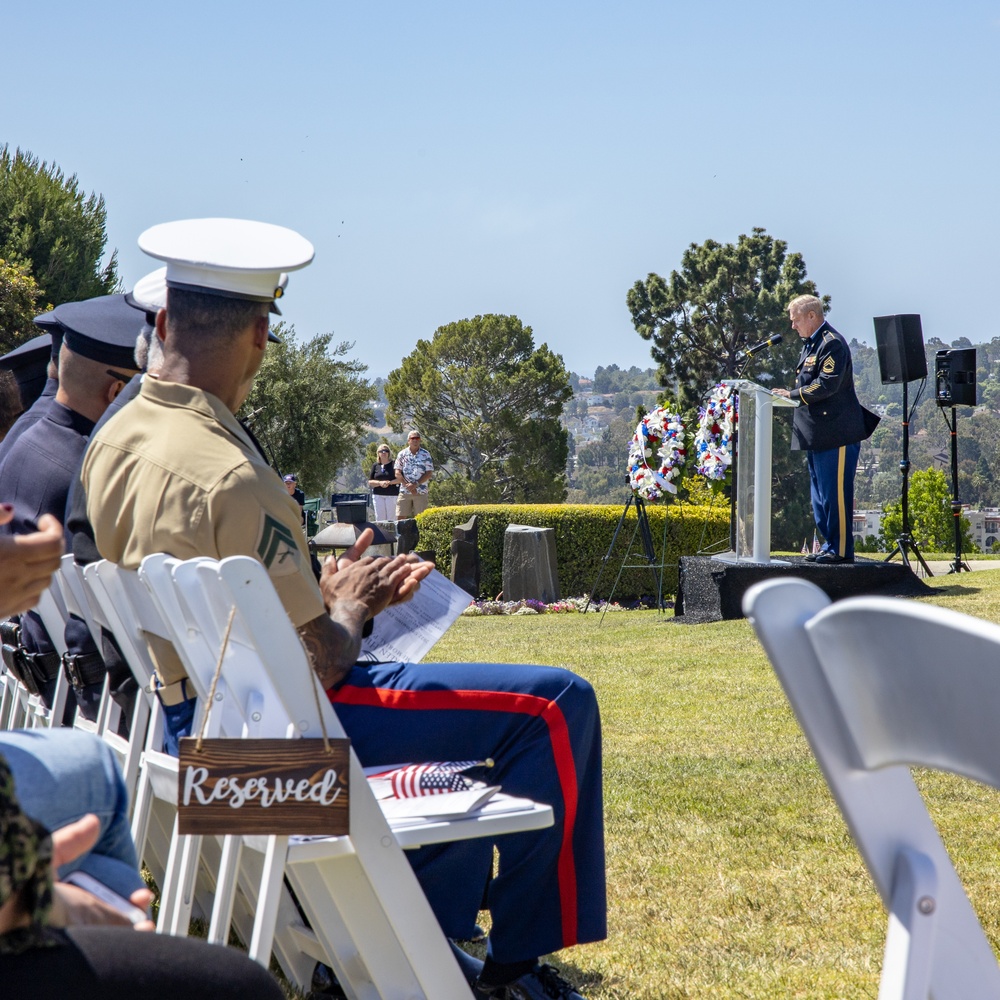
[583,489,665,616]
[584,406,685,616]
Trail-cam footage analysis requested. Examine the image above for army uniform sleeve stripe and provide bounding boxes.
[837,446,848,555]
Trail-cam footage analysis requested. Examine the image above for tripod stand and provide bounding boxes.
[942,406,971,574]
[884,378,933,576]
[584,491,665,613]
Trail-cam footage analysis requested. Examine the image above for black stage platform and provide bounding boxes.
[673,555,933,624]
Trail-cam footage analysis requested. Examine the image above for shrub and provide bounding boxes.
[416,503,730,600]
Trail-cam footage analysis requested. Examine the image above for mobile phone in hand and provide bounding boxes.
[61,870,150,925]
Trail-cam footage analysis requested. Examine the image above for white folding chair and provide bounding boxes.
[0,656,16,731]
[81,555,189,933]
[57,554,136,748]
[80,560,159,814]
[84,560,209,916]
[100,557,320,990]
[139,553,552,1000]
[20,581,70,728]
[0,660,33,731]
[744,577,1000,1000]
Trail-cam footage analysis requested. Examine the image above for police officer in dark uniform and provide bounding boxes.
[0,294,142,717]
[0,312,65,463]
[0,332,51,413]
[773,294,879,564]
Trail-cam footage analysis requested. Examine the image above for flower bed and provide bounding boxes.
[461,596,670,616]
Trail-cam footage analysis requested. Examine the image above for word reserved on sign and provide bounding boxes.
[177,737,350,836]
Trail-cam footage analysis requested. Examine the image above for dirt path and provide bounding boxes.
[919,559,1000,576]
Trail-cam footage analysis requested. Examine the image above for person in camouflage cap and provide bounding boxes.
[0,753,55,954]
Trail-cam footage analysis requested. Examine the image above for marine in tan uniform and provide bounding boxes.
[81,218,603,998]
[82,218,426,752]
[81,377,324,683]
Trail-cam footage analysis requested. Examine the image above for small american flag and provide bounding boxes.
[376,760,492,798]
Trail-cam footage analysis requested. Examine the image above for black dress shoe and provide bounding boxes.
[473,963,586,999]
[804,553,820,562]
[814,552,852,564]
[313,946,487,995]
[449,941,486,985]
[308,962,347,999]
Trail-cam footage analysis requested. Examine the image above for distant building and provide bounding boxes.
[853,509,883,547]
[854,506,1000,553]
[963,508,1000,552]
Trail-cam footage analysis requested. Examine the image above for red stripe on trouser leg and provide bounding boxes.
[330,684,580,945]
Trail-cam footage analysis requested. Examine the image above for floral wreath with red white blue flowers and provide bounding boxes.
[627,406,687,502]
[692,383,738,487]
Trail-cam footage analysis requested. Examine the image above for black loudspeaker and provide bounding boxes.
[873,314,927,385]
[935,348,977,407]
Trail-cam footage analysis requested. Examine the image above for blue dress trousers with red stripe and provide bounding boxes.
[330,658,606,964]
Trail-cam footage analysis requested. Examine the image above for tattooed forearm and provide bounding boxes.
[297,600,368,690]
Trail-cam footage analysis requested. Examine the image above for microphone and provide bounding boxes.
[734,334,782,362]
[241,406,266,428]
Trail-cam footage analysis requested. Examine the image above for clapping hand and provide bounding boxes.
[319,527,434,619]
[0,508,63,618]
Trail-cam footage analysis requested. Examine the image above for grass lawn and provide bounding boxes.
[423,570,1000,998]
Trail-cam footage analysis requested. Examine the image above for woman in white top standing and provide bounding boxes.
[368,444,400,522]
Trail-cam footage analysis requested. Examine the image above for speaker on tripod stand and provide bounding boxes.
[873,314,932,575]
[935,347,977,573]
[875,314,927,385]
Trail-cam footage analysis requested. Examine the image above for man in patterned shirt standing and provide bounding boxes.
[394,430,433,519]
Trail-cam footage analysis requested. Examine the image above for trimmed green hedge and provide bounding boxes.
[415,503,731,600]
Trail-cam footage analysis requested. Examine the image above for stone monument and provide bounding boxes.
[502,524,559,603]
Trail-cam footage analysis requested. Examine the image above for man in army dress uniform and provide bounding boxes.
[774,294,879,564]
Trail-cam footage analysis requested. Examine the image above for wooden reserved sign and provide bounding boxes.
[177,738,350,836]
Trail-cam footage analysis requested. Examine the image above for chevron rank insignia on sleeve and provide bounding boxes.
[822,357,836,374]
[256,513,301,576]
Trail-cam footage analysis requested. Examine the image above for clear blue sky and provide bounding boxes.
[6,1,999,379]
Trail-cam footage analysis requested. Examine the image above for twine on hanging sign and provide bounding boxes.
[177,601,350,836]
[300,631,334,754]
[194,604,237,750]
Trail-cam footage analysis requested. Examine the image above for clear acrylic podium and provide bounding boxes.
[716,379,798,565]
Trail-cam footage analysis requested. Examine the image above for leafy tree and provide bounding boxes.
[565,465,627,505]
[856,534,882,553]
[241,324,375,497]
[0,258,43,352]
[627,227,824,410]
[0,146,118,308]
[385,314,572,504]
[863,469,901,509]
[627,228,823,547]
[880,467,974,552]
[592,364,663,395]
